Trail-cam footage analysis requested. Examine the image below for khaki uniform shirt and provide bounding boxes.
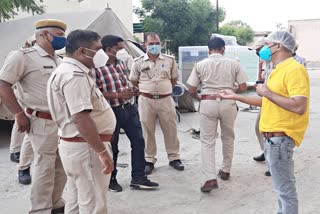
[129,53,178,94]
[0,45,61,112]
[47,57,116,138]
[187,53,248,93]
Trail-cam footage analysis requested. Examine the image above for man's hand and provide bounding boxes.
[130,86,140,96]
[16,112,30,133]
[256,84,270,97]
[98,150,114,174]
[119,89,135,99]
[219,90,237,100]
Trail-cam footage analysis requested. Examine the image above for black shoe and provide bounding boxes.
[169,159,184,171]
[51,206,64,214]
[218,169,230,181]
[265,171,271,176]
[253,153,265,162]
[144,162,154,175]
[130,177,159,190]
[10,152,20,163]
[19,167,31,185]
[109,177,123,192]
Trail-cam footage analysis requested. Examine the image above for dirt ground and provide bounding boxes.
[0,70,319,214]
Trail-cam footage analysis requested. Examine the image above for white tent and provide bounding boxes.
[0,7,144,66]
[0,8,144,120]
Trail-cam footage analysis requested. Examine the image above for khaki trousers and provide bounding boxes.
[138,96,180,164]
[200,100,237,181]
[18,134,34,170]
[10,121,34,170]
[255,110,265,151]
[59,140,112,214]
[10,121,24,153]
[28,116,66,214]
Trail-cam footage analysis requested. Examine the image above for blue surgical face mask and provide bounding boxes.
[49,33,66,50]
[147,44,161,55]
[259,44,278,62]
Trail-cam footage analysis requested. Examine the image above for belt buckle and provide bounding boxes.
[216,97,221,102]
[153,95,160,99]
[31,110,37,117]
[121,104,125,109]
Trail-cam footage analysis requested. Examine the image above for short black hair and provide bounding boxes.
[144,32,160,43]
[208,37,225,51]
[101,35,124,50]
[66,30,101,54]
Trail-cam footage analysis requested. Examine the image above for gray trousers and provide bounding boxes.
[264,136,298,214]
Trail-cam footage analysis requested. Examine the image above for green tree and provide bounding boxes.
[188,0,225,46]
[0,0,45,22]
[135,0,225,54]
[220,20,254,45]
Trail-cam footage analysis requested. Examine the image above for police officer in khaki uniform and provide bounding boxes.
[9,35,37,184]
[0,19,67,213]
[187,37,248,193]
[130,32,184,174]
[47,30,115,214]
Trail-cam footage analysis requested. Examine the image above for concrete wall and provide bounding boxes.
[289,19,320,62]
[13,0,133,33]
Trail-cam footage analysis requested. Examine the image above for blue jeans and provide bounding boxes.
[111,104,146,180]
[264,136,298,214]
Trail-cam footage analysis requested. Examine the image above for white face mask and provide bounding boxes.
[84,48,109,68]
[116,48,127,59]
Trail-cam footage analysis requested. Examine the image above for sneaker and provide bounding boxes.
[144,162,154,175]
[10,152,20,163]
[130,177,159,190]
[51,206,65,214]
[18,167,31,185]
[253,153,265,162]
[109,177,123,192]
[200,179,218,193]
[265,171,271,176]
[169,159,184,171]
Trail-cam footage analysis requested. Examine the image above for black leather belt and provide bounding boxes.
[112,103,131,110]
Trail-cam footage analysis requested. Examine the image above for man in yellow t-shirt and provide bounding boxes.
[219,30,309,214]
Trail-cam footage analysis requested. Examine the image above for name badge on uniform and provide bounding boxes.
[43,66,54,69]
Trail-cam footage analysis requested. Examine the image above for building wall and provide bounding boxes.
[13,0,133,33]
[289,19,320,62]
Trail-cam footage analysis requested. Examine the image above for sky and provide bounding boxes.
[132,0,320,31]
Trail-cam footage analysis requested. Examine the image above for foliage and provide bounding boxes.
[0,0,45,22]
[135,0,225,54]
[188,0,225,46]
[220,20,254,45]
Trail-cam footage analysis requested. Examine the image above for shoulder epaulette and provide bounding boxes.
[134,55,144,62]
[19,47,36,54]
[162,54,175,59]
[72,71,85,77]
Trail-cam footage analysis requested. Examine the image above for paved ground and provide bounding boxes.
[0,70,320,214]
